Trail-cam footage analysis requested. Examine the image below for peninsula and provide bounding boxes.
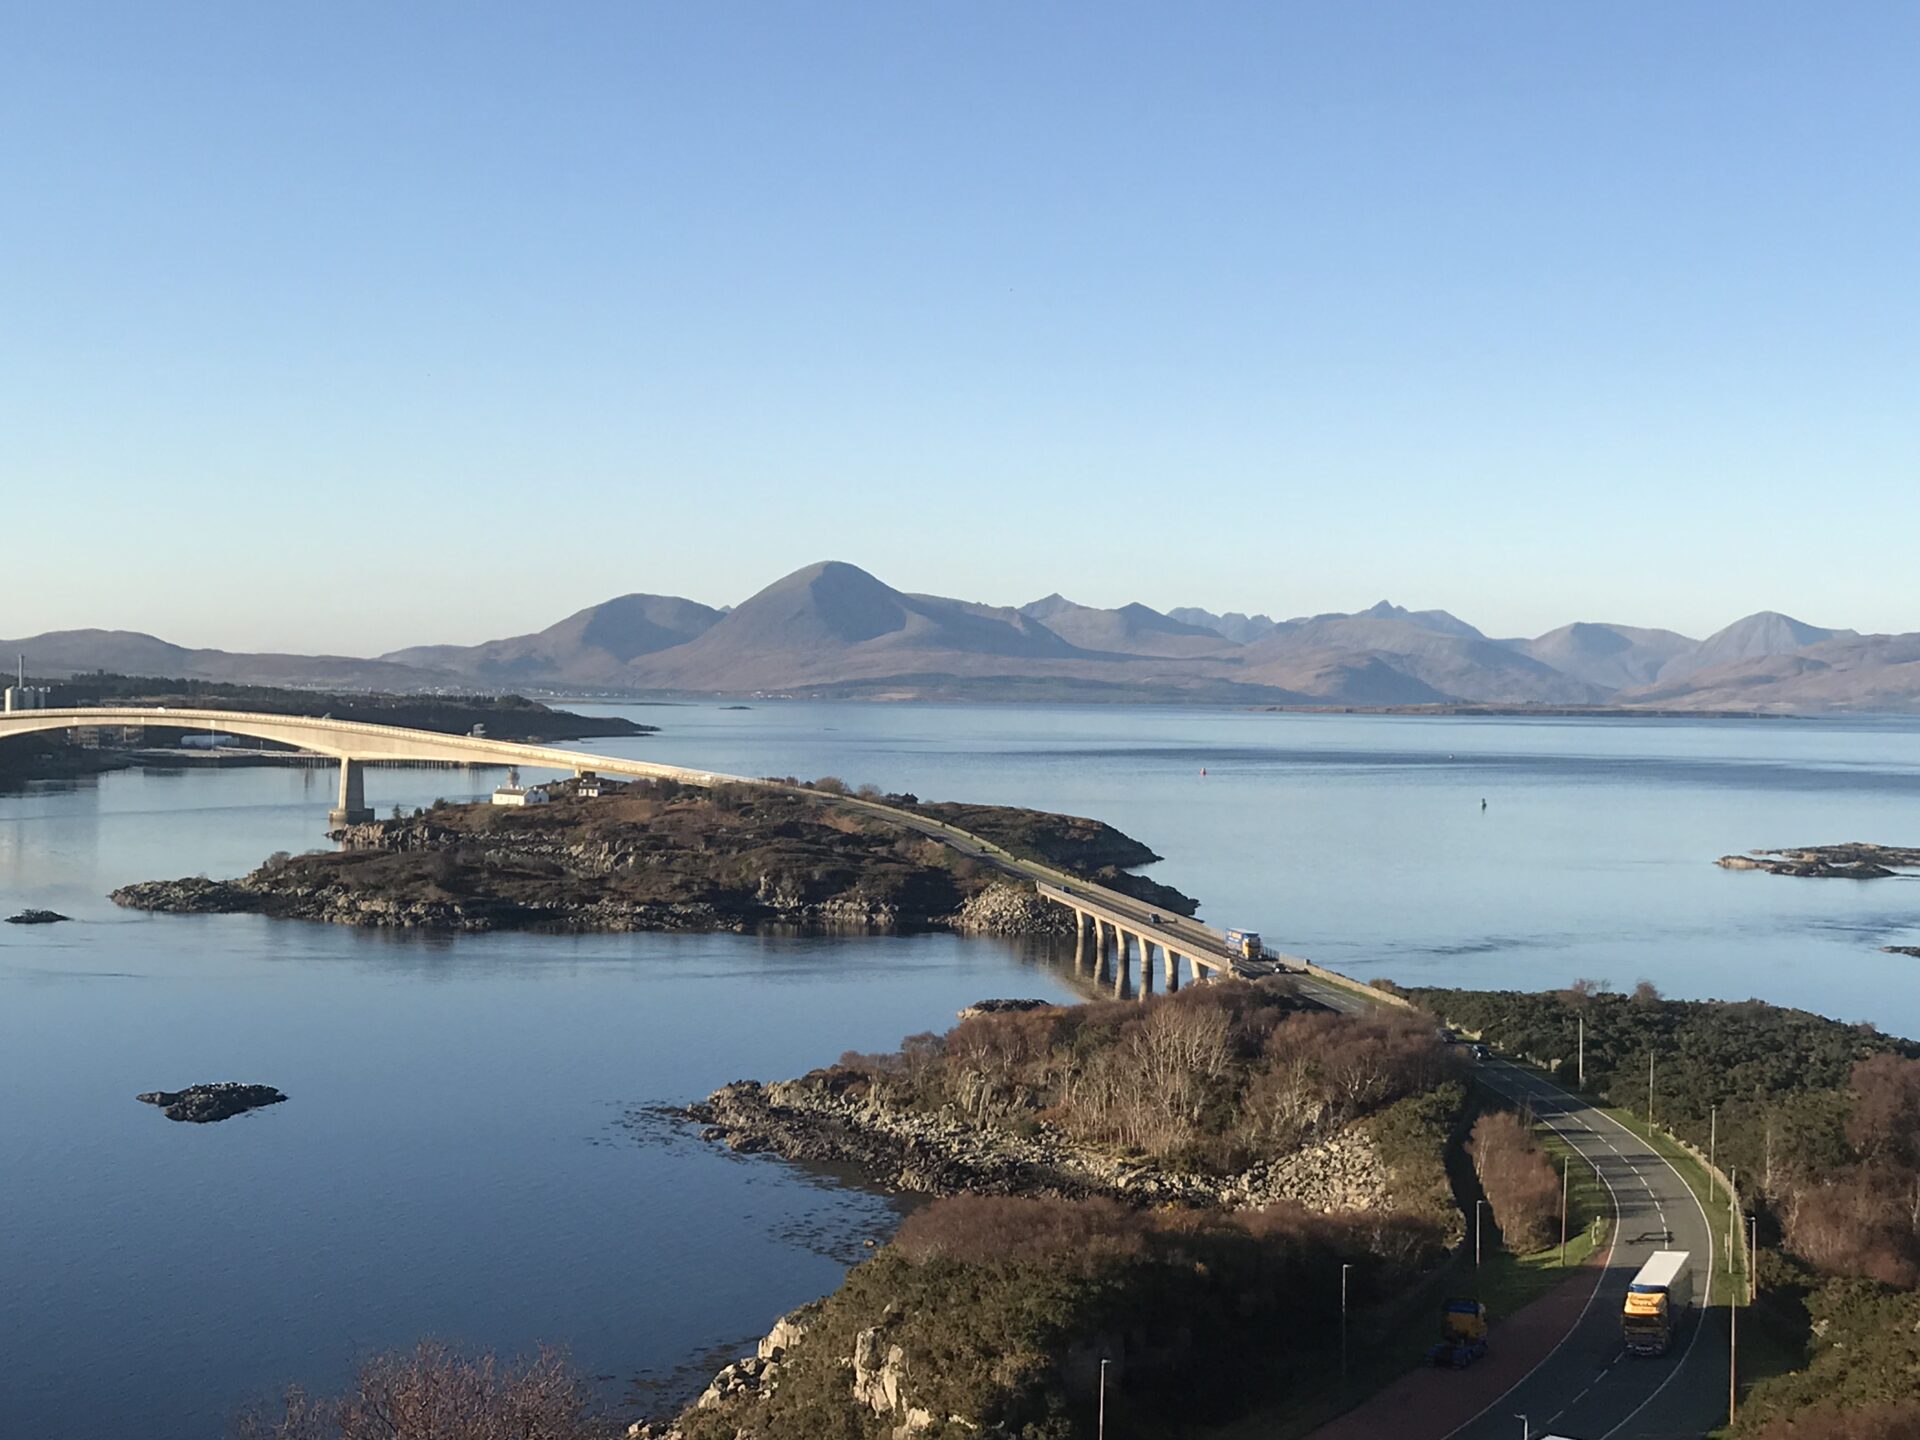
[111,778,1196,935]
[643,983,1468,1439]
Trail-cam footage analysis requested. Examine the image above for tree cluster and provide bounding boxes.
[1467,1110,1561,1252]
[236,1341,610,1440]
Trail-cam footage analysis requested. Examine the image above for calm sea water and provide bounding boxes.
[3,704,1917,1439]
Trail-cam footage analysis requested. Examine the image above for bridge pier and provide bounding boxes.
[1094,920,1114,985]
[1110,923,1129,998]
[1164,947,1180,992]
[1137,934,1155,996]
[328,757,373,828]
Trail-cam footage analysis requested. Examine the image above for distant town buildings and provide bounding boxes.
[5,656,51,712]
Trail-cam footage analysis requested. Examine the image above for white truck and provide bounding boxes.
[1622,1250,1693,1356]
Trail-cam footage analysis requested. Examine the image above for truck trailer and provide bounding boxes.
[1623,1250,1693,1356]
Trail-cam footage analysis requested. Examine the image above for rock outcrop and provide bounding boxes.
[137,1082,287,1123]
[949,883,1073,935]
[5,909,70,924]
[1717,843,1920,879]
[956,997,1057,1018]
[627,1306,818,1440]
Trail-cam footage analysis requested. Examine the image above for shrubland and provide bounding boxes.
[832,982,1464,1208]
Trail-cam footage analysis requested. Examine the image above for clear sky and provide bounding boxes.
[4,3,1915,653]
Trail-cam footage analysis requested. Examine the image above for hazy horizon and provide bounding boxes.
[7,3,1917,652]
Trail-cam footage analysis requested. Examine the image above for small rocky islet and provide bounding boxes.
[109,778,1196,937]
[5,908,70,924]
[1715,842,1920,879]
[137,1083,287,1123]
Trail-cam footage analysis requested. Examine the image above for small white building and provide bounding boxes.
[491,785,550,807]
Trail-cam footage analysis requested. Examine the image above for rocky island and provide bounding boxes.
[138,1083,287,1123]
[5,909,69,924]
[1716,842,1920,879]
[112,778,1196,936]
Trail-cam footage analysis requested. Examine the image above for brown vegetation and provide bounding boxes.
[1744,1404,1920,1440]
[1467,1110,1560,1252]
[1775,1056,1920,1289]
[833,983,1463,1179]
[234,1341,611,1440]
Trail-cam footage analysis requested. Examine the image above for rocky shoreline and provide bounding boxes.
[111,871,1072,938]
[1717,842,1920,879]
[684,1068,1391,1212]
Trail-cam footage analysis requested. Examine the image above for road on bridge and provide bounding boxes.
[1441,1062,1727,1440]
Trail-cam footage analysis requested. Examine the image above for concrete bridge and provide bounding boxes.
[0,707,743,827]
[1,706,1395,1012]
[1035,882,1386,1013]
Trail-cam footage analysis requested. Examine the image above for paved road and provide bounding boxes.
[1448,1063,1728,1440]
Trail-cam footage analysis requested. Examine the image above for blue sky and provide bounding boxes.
[4,3,1915,653]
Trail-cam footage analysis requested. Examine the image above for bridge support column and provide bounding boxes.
[1072,914,1091,975]
[1110,924,1129,998]
[1137,935,1154,997]
[1164,948,1180,992]
[1094,921,1113,984]
[328,757,373,828]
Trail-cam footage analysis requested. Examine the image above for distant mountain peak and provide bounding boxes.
[1018,593,1078,620]
[1653,610,1855,687]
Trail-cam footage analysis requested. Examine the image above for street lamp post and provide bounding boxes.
[1341,1262,1353,1388]
[1516,1413,1530,1440]
[1476,1199,1487,1271]
[1560,1156,1570,1267]
[1098,1357,1109,1440]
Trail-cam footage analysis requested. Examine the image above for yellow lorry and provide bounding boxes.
[1623,1250,1693,1356]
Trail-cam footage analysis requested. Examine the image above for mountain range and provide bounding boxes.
[8,561,1917,713]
